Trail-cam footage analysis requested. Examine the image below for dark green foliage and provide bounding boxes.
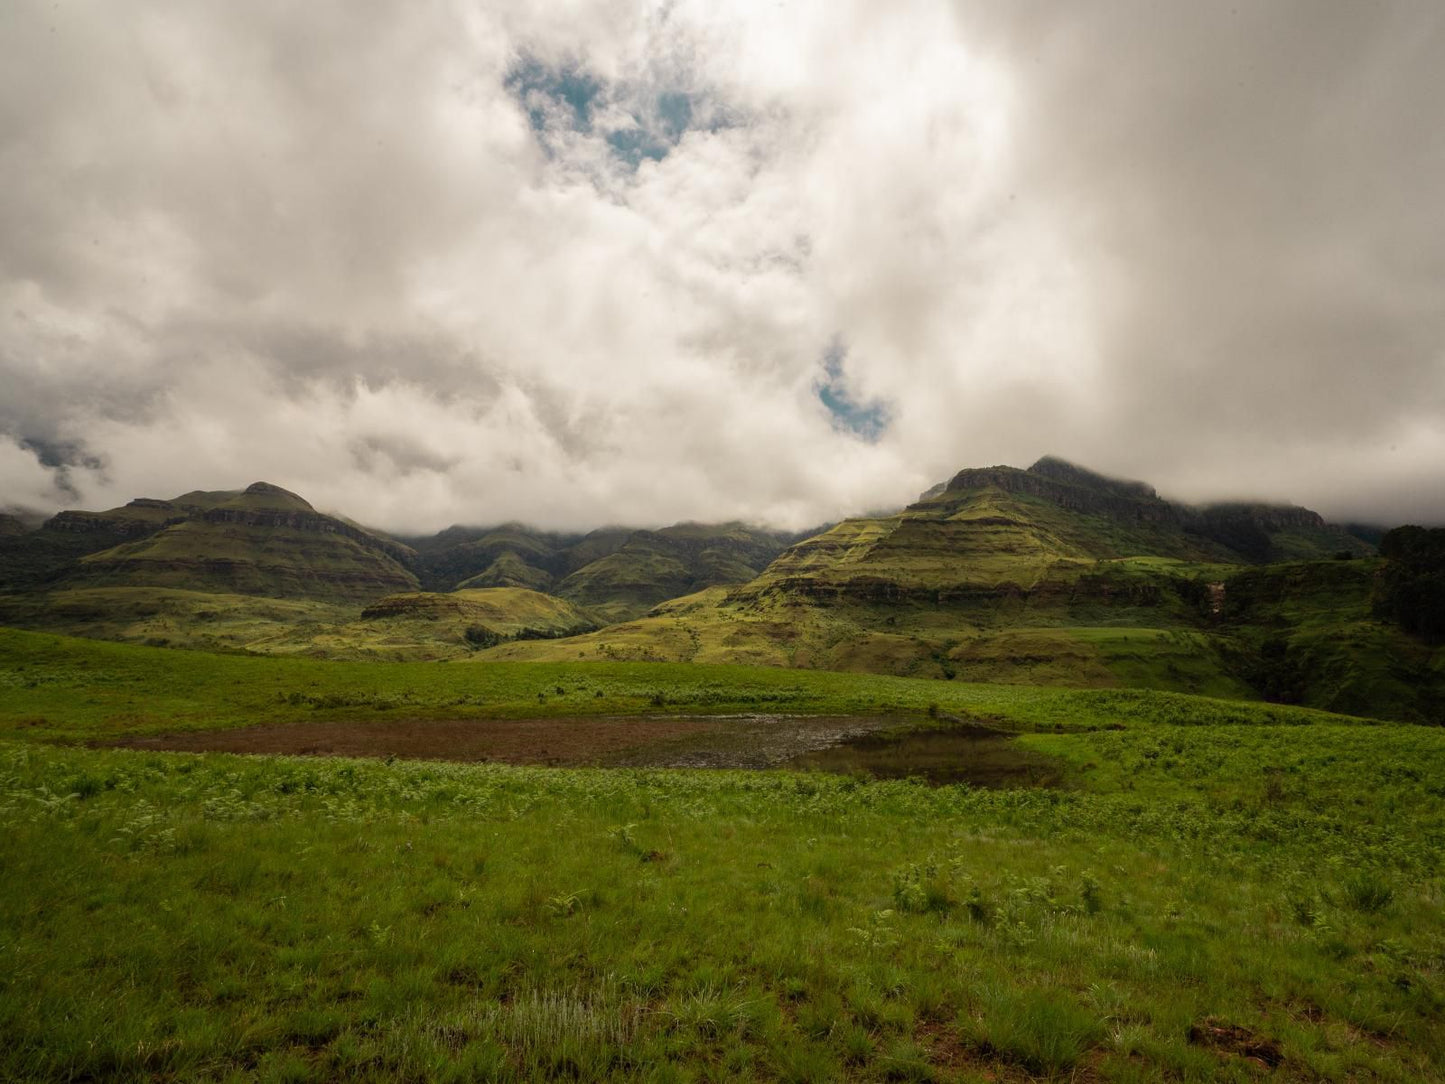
[1186,512,1274,563]
[463,624,499,648]
[1342,871,1395,914]
[1377,526,1445,643]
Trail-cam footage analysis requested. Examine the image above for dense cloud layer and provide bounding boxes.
[2,0,1442,530]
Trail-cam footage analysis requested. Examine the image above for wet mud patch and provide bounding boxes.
[104,714,911,769]
[783,720,1067,788]
[104,714,1067,787]
[106,716,722,766]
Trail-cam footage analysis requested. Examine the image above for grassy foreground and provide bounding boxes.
[1,629,1443,1081]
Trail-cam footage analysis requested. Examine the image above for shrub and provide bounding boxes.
[1342,871,1395,914]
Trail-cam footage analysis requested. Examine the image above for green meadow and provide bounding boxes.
[2,629,1443,1081]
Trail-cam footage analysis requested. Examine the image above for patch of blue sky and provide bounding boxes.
[505,55,711,169]
[816,344,890,442]
[504,58,603,134]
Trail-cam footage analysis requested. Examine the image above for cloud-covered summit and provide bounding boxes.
[2,1,1442,531]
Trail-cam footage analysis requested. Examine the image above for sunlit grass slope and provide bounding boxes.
[0,586,599,662]
[1,713,1441,1079]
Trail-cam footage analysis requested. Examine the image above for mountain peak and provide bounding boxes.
[224,482,315,513]
[1025,456,1157,500]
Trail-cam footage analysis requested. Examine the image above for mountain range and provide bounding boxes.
[1,456,1439,722]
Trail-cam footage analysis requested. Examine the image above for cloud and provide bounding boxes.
[0,0,1441,531]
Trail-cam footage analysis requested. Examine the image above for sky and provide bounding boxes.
[2,0,1443,532]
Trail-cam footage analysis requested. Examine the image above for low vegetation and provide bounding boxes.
[1,460,1442,1079]
[3,717,1442,1081]
[1,629,1443,1080]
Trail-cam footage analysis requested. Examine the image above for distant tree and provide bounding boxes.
[463,624,499,648]
[1375,526,1445,643]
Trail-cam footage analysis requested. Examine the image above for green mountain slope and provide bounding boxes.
[484,458,1438,719]
[406,524,597,592]
[555,523,791,622]
[59,483,419,602]
[5,458,1434,718]
[406,519,790,619]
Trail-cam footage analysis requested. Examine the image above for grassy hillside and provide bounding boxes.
[0,626,1361,744]
[2,460,1417,717]
[0,629,1441,1081]
[454,550,558,592]
[1216,557,1445,722]
[550,523,791,622]
[408,524,597,593]
[0,587,600,664]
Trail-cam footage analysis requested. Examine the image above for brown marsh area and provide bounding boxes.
[107,713,1066,787]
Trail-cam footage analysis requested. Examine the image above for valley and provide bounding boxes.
[6,456,1432,721]
[2,457,1442,1081]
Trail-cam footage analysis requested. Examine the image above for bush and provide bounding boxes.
[463,624,499,648]
[1342,871,1395,914]
[1376,526,1445,643]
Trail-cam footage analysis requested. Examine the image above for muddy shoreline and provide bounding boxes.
[102,713,1063,786]
[102,713,910,769]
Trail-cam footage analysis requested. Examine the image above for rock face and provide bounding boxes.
[943,457,1178,524]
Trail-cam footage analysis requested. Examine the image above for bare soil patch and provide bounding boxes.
[104,713,1066,787]
[1187,1018,1284,1069]
[107,716,722,766]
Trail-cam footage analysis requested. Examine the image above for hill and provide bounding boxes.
[57,482,420,602]
[0,487,792,656]
[481,458,1443,722]
[405,521,791,616]
[552,522,794,621]
[4,457,1437,719]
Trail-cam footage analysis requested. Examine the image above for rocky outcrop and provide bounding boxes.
[742,570,1170,608]
[0,514,31,537]
[43,510,171,536]
[944,460,1179,524]
[200,506,415,564]
[1189,502,1325,532]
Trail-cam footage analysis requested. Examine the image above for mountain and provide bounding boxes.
[4,458,1439,721]
[405,524,606,592]
[403,520,792,620]
[0,489,244,592]
[0,483,793,651]
[52,482,420,602]
[734,456,1365,607]
[552,523,794,622]
[480,457,1441,722]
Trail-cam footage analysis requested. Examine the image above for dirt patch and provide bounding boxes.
[1187,1018,1284,1068]
[103,713,1068,788]
[103,714,909,769]
[106,716,723,766]
[783,720,1067,787]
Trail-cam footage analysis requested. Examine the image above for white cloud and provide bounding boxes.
[1,0,1442,530]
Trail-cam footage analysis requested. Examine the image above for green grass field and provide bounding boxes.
[2,629,1443,1081]
[0,628,1354,744]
